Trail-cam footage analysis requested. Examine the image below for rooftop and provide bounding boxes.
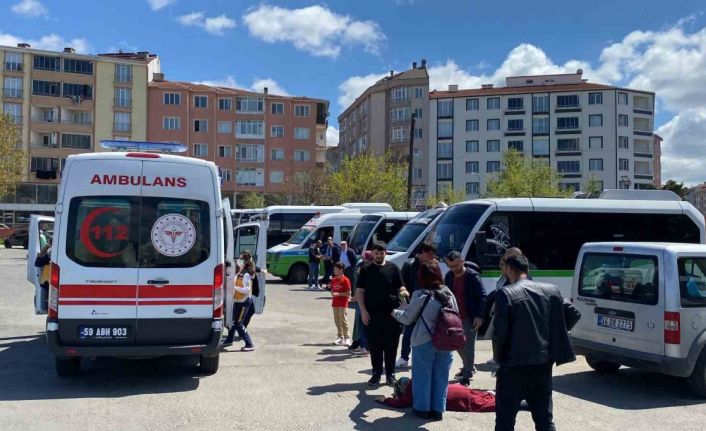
[149,80,328,105]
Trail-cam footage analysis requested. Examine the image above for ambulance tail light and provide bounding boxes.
[664,311,681,345]
[49,263,60,319]
[213,263,224,318]
[126,152,161,159]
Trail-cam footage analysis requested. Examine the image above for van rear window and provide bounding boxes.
[678,257,706,307]
[578,253,659,305]
[66,196,210,268]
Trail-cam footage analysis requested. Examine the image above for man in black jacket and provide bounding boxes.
[492,254,575,431]
[444,250,487,386]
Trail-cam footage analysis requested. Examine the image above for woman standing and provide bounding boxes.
[391,261,458,421]
[224,260,256,351]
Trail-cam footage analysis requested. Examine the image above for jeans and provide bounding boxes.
[366,313,401,376]
[411,340,453,413]
[308,262,320,288]
[495,363,555,431]
[400,324,414,361]
[352,302,368,349]
[322,259,334,285]
[458,318,477,379]
[224,298,254,348]
[243,301,255,328]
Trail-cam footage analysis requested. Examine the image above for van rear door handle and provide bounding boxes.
[147,279,170,287]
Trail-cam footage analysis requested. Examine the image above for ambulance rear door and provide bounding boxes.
[27,214,54,314]
[235,221,267,314]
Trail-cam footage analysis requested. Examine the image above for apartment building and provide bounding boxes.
[337,61,429,206]
[428,71,657,197]
[147,77,329,206]
[0,43,158,226]
[686,184,706,217]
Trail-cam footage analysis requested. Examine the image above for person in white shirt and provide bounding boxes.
[223,261,255,351]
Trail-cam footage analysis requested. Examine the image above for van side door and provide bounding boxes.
[222,199,235,329]
[27,214,54,314]
[235,221,267,314]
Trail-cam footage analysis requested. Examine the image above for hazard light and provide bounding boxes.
[100,140,187,153]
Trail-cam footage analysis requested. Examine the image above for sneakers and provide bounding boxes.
[454,368,465,379]
[333,337,344,345]
[353,347,369,356]
[343,337,352,346]
[385,374,397,386]
[241,346,255,352]
[367,373,381,387]
[486,358,497,364]
[222,340,233,347]
[395,357,409,368]
[430,411,443,421]
[459,377,471,387]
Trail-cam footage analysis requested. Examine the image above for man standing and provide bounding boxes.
[338,241,357,282]
[492,254,575,431]
[321,237,339,289]
[396,241,437,369]
[444,250,486,386]
[308,240,323,291]
[356,242,409,386]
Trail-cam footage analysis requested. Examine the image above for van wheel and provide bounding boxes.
[586,356,620,373]
[199,353,220,374]
[688,349,706,397]
[55,357,81,376]
[289,264,308,285]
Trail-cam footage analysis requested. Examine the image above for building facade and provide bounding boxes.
[0,43,157,225]
[428,71,657,197]
[337,61,429,206]
[653,133,663,187]
[147,78,329,206]
[686,184,706,217]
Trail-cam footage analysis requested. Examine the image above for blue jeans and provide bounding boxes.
[353,302,368,349]
[400,324,414,361]
[308,262,320,288]
[225,298,254,348]
[412,341,453,413]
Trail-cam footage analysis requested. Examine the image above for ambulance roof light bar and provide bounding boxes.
[100,140,188,154]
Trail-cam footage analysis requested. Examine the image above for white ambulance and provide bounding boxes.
[36,144,237,376]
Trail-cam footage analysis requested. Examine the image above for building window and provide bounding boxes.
[218,145,232,158]
[294,150,311,162]
[437,119,453,138]
[618,115,629,127]
[507,119,523,131]
[413,168,423,179]
[532,117,549,134]
[437,161,453,179]
[533,138,549,157]
[437,99,453,117]
[556,138,579,152]
[391,107,411,122]
[61,134,91,150]
[236,120,265,138]
[589,158,604,171]
[635,160,652,175]
[270,171,284,184]
[219,98,232,110]
[391,126,407,143]
[193,144,208,156]
[487,119,500,131]
[413,108,423,119]
[532,95,549,112]
[3,76,22,98]
[271,125,284,137]
[236,168,264,186]
[414,87,424,98]
[194,119,208,132]
[466,161,479,174]
[32,80,61,97]
[271,149,285,161]
[391,86,410,102]
[294,127,311,140]
[271,102,284,115]
[466,182,479,195]
[557,117,579,130]
[507,97,524,110]
[33,55,60,71]
[163,92,181,105]
[588,136,603,149]
[466,99,479,111]
[414,149,422,160]
[619,158,629,171]
[487,97,500,110]
[219,168,232,183]
[589,115,603,127]
[508,141,524,152]
[588,92,603,105]
[115,64,132,82]
[437,141,453,159]
[113,112,131,132]
[4,51,22,71]
[619,136,629,149]
[487,140,500,152]
[194,95,208,108]
[218,121,232,134]
[295,105,311,117]
[466,119,479,132]
[487,161,501,173]
[236,144,265,162]
[556,95,579,108]
[114,87,131,107]
[466,140,479,152]
[63,58,93,75]
[30,157,59,172]
[618,92,628,105]
[413,128,423,139]
[162,116,180,130]
[3,103,22,123]
[557,160,580,173]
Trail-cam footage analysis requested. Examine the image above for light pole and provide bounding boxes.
[407,112,416,210]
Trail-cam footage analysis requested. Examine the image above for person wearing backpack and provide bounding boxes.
[391,260,461,421]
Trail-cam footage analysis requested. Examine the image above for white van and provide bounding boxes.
[40,150,232,376]
[571,242,706,397]
[385,205,447,269]
[348,212,419,255]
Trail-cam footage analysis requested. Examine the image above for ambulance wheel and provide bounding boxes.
[586,356,620,374]
[55,356,81,376]
[688,349,706,398]
[199,353,220,374]
[289,263,308,285]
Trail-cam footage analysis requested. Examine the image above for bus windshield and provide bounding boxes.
[350,219,379,253]
[387,223,428,253]
[425,203,490,258]
[286,226,314,245]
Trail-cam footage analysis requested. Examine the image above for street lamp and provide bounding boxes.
[407,112,417,210]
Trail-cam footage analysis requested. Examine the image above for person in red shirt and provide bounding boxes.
[375,378,496,413]
[330,262,352,346]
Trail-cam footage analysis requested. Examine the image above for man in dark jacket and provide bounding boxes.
[321,237,339,288]
[308,240,323,291]
[444,250,487,386]
[492,254,575,431]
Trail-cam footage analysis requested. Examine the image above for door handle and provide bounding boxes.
[147,279,170,287]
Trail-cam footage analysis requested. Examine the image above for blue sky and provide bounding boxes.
[3,0,706,184]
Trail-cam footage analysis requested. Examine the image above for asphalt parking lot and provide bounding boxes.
[1,247,706,430]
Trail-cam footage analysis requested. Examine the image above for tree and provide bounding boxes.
[241,192,265,209]
[279,170,332,205]
[662,179,688,199]
[585,175,603,195]
[486,150,569,198]
[0,113,24,199]
[327,151,408,210]
[425,188,468,207]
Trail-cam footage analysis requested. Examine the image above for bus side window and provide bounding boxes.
[340,226,353,242]
[472,213,511,270]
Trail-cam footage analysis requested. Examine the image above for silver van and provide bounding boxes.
[571,242,706,396]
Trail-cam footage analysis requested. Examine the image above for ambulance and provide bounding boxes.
[32,141,245,376]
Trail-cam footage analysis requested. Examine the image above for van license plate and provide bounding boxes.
[597,315,634,332]
[78,326,130,340]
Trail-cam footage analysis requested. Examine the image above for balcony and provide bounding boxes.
[3,88,23,98]
[555,126,581,135]
[31,115,58,124]
[114,98,132,109]
[62,117,92,126]
[505,106,525,115]
[7,115,22,125]
[504,127,525,137]
[114,74,133,84]
[113,123,132,133]
[633,127,653,137]
[4,62,23,72]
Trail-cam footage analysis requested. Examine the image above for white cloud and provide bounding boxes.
[147,0,175,11]
[251,78,289,96]
[326,126,339,147]
[11,0,47,17]
[657,110,706,186]
[178,12,236,36]
[194,75,242,88]
[337,72,387,108]
[243,5,385,58]
[0,32,90,53]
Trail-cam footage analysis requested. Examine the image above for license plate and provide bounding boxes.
[78,326,130,340]
[597,315,634,332]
